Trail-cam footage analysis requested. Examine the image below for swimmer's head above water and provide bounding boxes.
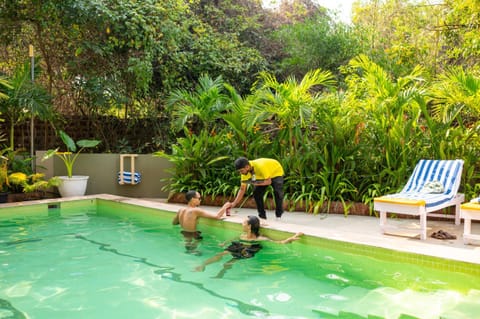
[244,215,260,236]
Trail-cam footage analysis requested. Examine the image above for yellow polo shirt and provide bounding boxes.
[240,158,284,183]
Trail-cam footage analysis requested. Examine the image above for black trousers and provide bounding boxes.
[253,176,284,219]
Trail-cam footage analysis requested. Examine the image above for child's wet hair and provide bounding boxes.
[247,215,260,236]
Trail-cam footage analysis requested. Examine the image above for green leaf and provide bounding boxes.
[59,130,77,152]
[206,156,230,166]
[42,148,60,160]
[77,139,101,148]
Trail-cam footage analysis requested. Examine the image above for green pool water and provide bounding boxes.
[1,199,479,319]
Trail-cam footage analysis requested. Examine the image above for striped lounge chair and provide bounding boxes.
[374,159,464,240]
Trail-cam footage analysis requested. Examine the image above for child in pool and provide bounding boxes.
[194,215,303,277]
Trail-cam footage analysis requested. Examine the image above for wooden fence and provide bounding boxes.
[0,115,173,154]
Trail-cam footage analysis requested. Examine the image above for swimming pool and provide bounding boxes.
[1,198,479,319]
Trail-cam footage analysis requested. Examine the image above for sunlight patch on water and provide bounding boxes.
[267,292,291,302]
[319,293,348,301]
[326,273,349,283]
[4,281,32,298]
[34,286,68,302]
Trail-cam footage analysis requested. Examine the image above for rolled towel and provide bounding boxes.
[470,197,480,203]
[118,172,141,184]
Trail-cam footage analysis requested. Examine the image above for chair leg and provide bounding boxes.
[380,211,387,234]
[420,213,427,240]
[463,217,471,245]
[455,203,461,225]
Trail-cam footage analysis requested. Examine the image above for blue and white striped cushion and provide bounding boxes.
[117,171,141,184]
[383,159,463,209]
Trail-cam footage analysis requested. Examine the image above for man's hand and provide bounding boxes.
[223,202,233,216]
[223,202,232,209]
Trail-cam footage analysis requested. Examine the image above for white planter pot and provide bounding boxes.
[58,176,89,197]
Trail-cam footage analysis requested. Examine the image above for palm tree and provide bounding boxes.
[0,76,12,100]
[428,67,480,127]
[167,74,228,135]
[251,69,336,158]
[0,62,54,150]
[344,54,428,188]
[221,83,264,154]
[425,67,480,181]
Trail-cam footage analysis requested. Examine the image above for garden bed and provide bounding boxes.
[167,193,458,219]
[6,191,59,203]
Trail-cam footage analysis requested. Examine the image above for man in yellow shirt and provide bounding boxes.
[229,157,285,221]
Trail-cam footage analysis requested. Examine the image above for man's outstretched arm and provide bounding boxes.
[230,183,247,208]
[196,202,231,220]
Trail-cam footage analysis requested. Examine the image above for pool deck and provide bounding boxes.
[2,194,480,265]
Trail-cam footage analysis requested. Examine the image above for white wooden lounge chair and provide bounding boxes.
[374,159,465,240]
[460,198,480,245]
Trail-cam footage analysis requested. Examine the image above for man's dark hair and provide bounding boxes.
[234,157,249,170]
[185,190,197,202]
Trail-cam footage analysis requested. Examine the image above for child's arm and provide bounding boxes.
[261,232,303,244]
[279,232,303,244]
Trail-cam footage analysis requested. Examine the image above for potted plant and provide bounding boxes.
[42,130,100,197]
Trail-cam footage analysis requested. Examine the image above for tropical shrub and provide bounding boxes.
[7,172,60,193]
[158,59,480,214]
[154,128,237,199]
